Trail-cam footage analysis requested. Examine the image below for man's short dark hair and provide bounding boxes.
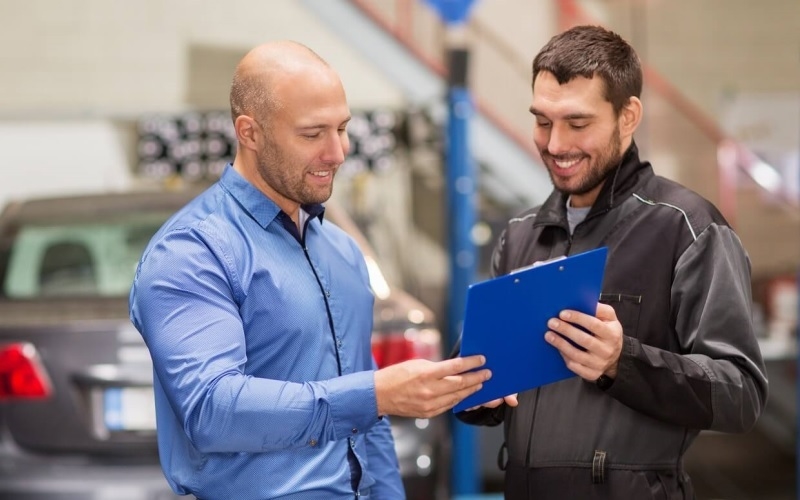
[533,25,643,115]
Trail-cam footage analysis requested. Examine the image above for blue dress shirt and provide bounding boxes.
[129,165,404,499]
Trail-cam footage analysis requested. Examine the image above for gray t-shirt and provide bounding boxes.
[566,196,591,235]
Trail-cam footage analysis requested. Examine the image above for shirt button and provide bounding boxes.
[326,290,331,298]
[308,439,317,447]
[352,428,358,434]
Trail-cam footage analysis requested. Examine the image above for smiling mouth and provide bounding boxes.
[309,170,332,178]
[553,157,582,169]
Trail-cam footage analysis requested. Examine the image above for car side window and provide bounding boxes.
[38,241,98,296]
[3,218,165,299]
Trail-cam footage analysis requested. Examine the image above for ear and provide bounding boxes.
[234,115,260,152]
[619,96,642,139]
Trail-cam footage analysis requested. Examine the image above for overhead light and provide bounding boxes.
[749,160,783,193]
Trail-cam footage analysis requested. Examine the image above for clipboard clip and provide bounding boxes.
[510,255,567,277]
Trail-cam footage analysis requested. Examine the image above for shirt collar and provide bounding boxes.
[219,164,326,229]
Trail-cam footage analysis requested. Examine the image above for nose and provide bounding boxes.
[545,123,570,156]
[321,131,349,165]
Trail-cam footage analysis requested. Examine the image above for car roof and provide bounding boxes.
[1,188,380,260]
[0,187,207,226]
[0,187,438,326]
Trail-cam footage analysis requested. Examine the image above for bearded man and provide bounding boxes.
[455,24,768,500]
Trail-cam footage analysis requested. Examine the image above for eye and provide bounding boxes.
[535,120,551,128]
[570,123,588,130]
[302,132,321,139]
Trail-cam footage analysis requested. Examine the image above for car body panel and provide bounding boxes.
[0,188,448,499]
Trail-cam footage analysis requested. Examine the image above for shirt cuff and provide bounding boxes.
[326,370,381,440]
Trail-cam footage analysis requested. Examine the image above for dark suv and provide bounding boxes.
[0,188,449,499]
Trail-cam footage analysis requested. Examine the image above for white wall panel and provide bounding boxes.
[0,0,404,115]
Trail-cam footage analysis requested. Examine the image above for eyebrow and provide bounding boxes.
[297,116,352,131]
[529,107,595,120]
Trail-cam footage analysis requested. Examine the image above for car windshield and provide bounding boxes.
[2,213,169,299]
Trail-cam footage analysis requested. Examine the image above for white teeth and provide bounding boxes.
[554,158,580,169]
[310,171,331,177]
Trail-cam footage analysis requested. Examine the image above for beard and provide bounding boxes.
[255,134,336,207]
[544,125,623,197]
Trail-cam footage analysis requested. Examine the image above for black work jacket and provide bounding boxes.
[457,142,768,500]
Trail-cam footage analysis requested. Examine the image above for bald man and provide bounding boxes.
[130,41,490,500]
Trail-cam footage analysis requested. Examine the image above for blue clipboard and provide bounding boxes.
[453,247,608,413]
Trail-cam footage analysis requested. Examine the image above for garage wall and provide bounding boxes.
[0,0,405,115]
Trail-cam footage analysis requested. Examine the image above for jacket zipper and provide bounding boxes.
[524,390,540,467]
[525,231,574,468]
[525,230,583,468]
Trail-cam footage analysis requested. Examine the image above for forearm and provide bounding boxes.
[182,370,381,453]
[606,336,765,432]
[605,226,767,432]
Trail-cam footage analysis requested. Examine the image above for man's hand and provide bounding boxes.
[374,355,491,418]
[466,393,518,411]
[544,302,623,381]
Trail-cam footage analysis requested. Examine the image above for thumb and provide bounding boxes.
[596,302,618,321]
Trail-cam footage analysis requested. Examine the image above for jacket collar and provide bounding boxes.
[535,141,653,227]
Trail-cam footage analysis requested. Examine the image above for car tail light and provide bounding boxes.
[0,343,52,399]
[372,328,442,369]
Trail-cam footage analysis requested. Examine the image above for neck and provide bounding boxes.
[233,155,301,224]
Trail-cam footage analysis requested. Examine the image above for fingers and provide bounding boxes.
[374,357,492,418]
[557,306,621,341]
[471,398,503,410]
[545,314,600,375]
[446,383,486,410]
[433,369,492,414]
[467,392,518,411]
[429,364,491,415]
[464,399,496,411]
[554,310,603,338]
[545,316,593,353]
[545,306,623,381]
[409,377,488,417]
[595,302,618,321]
[429,354,486,378]
[444,368,492,390]
[546,307,621,348]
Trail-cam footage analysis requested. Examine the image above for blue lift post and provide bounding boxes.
[446,82,478,496]
[422,0,481,496]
